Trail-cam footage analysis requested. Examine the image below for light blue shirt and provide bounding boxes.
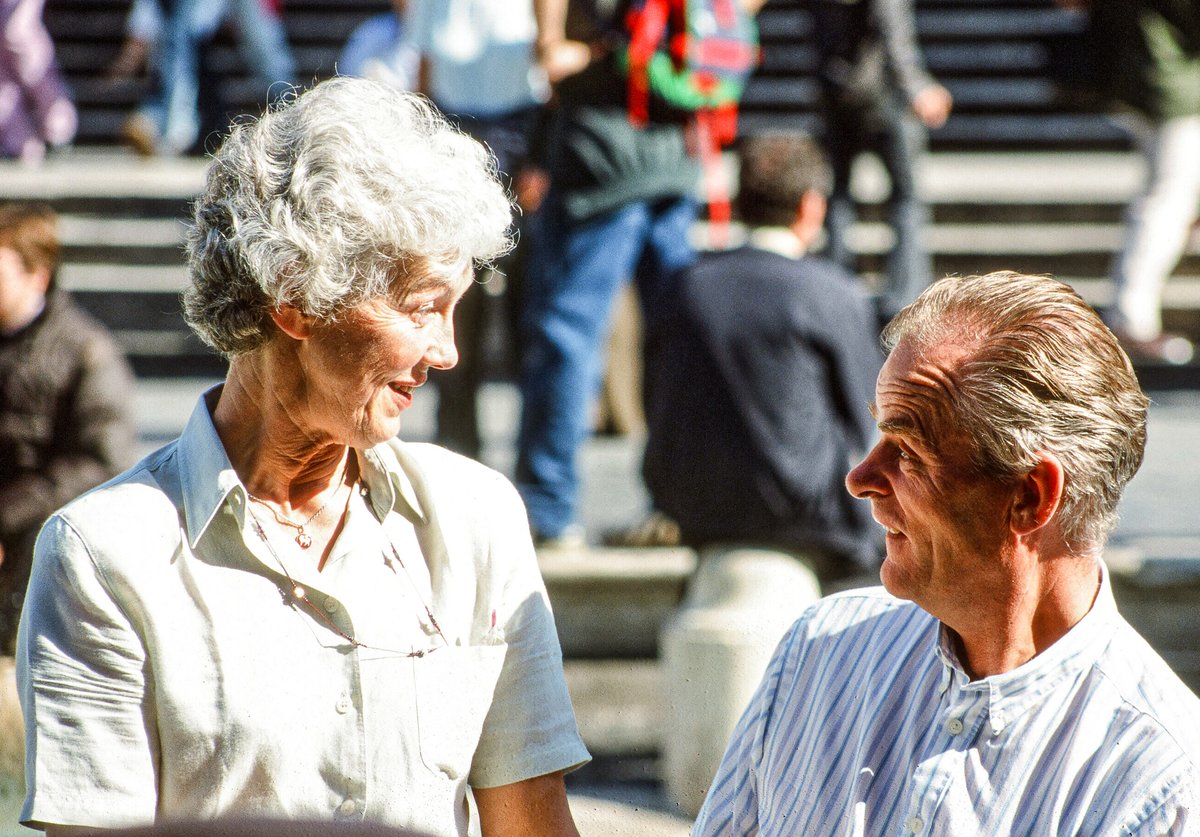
[18,388,587,834]
[695,570,1200,835]
[407,0,546,118]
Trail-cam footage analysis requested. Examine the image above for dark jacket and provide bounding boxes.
[809,0,936,112]
[0,290,136,648]
[539,0,699,222]
[643,245,882,573]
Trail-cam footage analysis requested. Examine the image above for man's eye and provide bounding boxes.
[897,448,912,462]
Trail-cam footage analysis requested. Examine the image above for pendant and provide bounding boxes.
[296,531,313,549]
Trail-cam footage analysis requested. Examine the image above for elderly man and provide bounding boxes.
[694,271,1200,835]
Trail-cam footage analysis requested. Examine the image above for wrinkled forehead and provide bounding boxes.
[392,255,474,299]
[873,334,975,442]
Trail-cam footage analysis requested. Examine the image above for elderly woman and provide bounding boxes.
[16,78,589,835]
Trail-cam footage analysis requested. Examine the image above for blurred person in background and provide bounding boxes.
[336,0,418,88]
[809,0,952,323]
[17,78,587,835]
[640,132,882,578]
[515,0,702,548]
[408,0,547,460]
[0,0,76,163]
[0,203,136,656]
[1060,0,1199,365]
[113,0,295,156]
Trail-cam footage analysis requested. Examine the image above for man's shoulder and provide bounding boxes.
[1094,619,1200,756]
[688,248,866,293]
[786,586,932,652]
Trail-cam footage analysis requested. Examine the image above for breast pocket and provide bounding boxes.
[412,644,507,781]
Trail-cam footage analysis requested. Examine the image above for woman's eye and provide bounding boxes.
[411,303,437,324]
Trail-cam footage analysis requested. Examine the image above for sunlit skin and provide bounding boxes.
[846,334,1101,678]
[211,263,472,535]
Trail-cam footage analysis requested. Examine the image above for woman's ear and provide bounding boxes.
[268,304,314,340]
[1010,451,1065,536]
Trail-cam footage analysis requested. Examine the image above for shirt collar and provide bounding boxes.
[177,387,428,548]
[747,226,806,259]
[934,561,1119,735]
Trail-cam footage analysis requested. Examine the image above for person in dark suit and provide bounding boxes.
[642,131,883,580]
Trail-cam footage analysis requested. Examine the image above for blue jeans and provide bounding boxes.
[138,0,294,153]
[516,195,696,537]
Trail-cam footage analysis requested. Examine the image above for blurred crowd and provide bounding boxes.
[0,0,1195,609]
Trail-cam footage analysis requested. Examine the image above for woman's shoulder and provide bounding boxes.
[382,439,515,496]
[47,442,187,563]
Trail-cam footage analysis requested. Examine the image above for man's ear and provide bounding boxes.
[789,189,827,251]
[268,304,314,340]
[1011,452,1065,535]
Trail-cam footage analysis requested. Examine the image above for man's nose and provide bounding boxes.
[846,444,887,499]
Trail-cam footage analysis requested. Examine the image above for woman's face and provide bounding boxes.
[290,264,472,448]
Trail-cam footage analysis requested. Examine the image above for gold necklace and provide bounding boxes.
[246,461,349,549]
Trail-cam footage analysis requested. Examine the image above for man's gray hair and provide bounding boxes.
[883,271,1149,552]
[183,77,513,356]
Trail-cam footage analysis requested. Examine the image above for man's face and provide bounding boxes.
[845,335,1018,615]
[0,245,49,332]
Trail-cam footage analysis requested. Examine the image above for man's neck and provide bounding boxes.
[747,225,806,259]
[945,553,1103,679]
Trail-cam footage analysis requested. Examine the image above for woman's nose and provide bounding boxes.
[427,316,459,370]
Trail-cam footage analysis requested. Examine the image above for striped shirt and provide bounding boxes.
[694,566,1200,836]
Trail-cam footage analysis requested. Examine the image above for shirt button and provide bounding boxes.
[335,696,351,714]
[338,799,357,816]
[946,717,964,735]
[324,597,339,613]
[906,815,924,833]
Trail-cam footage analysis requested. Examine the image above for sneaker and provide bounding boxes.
[1112,326,1195,366]
[602,511,682,548]
[532,523,588,552]
[120,113,158,158]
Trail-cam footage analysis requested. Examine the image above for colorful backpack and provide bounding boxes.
[619,0,760,242]
[621,0,761,135]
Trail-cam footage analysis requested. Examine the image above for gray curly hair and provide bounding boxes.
[883,271,1149,552]
[182,77,514,356]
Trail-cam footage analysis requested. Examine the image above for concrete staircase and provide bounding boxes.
[6,148,1197,385]
[46,0,1117,152]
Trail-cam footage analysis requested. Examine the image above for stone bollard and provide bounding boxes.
[660,546,822,817]
[0,657,23,829]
